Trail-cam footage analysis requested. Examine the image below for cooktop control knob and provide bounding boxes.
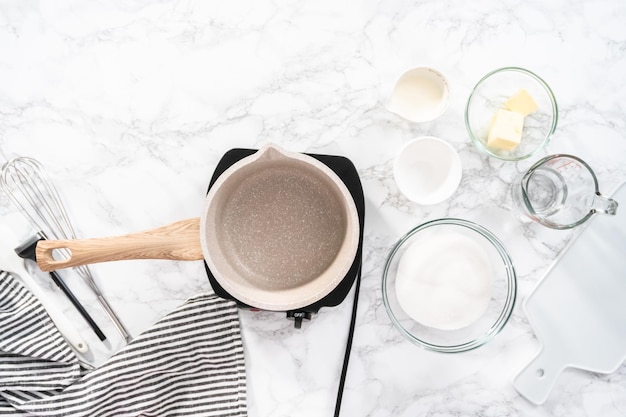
[286,311,313,328]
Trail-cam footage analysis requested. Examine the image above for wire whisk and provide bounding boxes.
[0,156,132,343]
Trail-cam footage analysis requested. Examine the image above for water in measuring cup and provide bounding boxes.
[524,167,568,216]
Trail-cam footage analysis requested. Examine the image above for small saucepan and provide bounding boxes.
[36,144,361,311]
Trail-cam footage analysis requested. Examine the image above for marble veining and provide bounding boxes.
[1,0,625,416]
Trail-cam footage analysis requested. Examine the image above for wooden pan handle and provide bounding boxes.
[36,218,204,272]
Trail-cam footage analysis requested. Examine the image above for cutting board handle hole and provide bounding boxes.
[536,369,545,378]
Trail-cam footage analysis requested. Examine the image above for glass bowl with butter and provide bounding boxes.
[465,67,558,161]
[382,218,517,353]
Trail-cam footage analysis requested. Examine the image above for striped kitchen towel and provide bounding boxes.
[0,271,82,414]
[0,271,248,417]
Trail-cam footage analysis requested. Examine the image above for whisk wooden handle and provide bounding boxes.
[36,218,204,272]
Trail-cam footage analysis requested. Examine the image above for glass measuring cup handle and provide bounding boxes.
[592,192,618,215]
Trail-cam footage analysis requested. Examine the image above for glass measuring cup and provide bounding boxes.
[511,154,618,229]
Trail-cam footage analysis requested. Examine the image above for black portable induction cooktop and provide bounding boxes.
[204,148,364,327]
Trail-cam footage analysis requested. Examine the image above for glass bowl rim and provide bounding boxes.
[464,66,559,162]
[381,218,517,353]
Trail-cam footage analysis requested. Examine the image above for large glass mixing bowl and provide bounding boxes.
[382,218,517,353]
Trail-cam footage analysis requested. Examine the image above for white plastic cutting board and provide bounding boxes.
[514,182,626,404]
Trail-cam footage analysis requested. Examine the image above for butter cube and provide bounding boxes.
[505,89,538,116]
[487,109,524,150]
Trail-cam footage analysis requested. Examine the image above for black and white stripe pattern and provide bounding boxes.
[1,271,247,417]
[0,270,81,415]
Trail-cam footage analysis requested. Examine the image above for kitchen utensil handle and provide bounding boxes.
[97,294,133,343]
[75,265,132,342]
[13,266,90,354]
[41,298,90,354]
[36,218,203,272]
[513,345,565,405]
[49,270,107,341]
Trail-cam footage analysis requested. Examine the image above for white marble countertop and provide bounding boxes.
[1,1,625,416]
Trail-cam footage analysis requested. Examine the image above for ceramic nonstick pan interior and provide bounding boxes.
[36,144,361,311]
